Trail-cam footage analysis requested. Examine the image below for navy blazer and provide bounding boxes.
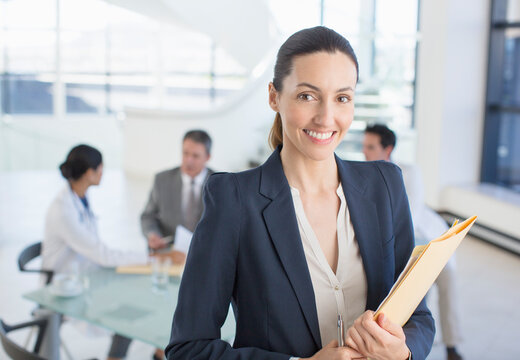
[166,148,435,360]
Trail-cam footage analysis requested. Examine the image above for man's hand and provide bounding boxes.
[148,233,167,250]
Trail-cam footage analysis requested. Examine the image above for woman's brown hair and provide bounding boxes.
[268,113,283,150]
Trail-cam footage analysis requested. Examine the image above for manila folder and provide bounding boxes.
[374,215,477,326]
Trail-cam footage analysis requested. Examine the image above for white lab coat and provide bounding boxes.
[42,185,148,275]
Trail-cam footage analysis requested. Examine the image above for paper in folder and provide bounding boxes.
[374,215,477,326]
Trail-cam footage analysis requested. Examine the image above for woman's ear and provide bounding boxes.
[268,82,279,112]
[85,168,96,181]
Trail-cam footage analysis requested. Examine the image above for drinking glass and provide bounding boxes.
[151,257,171,294]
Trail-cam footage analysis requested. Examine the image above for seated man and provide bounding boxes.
[107,129,213,360]
[142,129,214,250]
[362,124,463,360]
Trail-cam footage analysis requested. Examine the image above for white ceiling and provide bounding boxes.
[104,0,280,72]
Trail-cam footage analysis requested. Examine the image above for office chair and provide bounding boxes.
[0,318,47,360]
[1,319,99,360]
[17,242,74,360]
[18,242,53,285]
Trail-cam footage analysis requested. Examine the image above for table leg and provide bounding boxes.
[34,308,61,360]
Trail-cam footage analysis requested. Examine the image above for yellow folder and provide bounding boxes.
[374,215,477,326]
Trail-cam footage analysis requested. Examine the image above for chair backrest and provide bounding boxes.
[0,319,47,360]
[18,242,53,285]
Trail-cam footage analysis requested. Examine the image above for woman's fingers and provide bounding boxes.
[343,346,365,358]
[344,311,409,359]
[324,339,339,348]
[344,333,359,352]
[376,313,404,338]
[346,325,367,354]
[309,339,367,360]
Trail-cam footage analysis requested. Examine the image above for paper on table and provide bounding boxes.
[116,263,184,276]
[172,225,193,254]
[374,215,477,326]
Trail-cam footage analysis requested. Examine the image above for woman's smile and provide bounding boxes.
[303,129,337,144]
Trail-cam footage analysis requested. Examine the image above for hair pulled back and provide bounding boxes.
[59,144,102,181]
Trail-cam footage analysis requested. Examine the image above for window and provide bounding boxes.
[1,0,56,114]
[0,0,248,116]
[1,0,419,121]
[482,0,520,191]
[269,0,420,159]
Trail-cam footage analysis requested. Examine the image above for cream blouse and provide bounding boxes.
[290,183,367,346]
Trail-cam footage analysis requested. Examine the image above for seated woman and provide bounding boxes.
[42,144,150,273]
[42,144,183,360]
[165,27,435,360]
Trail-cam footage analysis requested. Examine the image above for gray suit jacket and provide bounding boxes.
[140,167,214,240]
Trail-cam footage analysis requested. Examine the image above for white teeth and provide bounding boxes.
[305,130,333,140]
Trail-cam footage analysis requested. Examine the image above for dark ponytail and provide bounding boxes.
[268,113,283,150]
[60,144,102,181]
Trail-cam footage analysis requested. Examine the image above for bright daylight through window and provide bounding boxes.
[0,0,418,122]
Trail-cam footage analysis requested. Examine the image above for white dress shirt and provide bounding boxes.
[42,185,148,275]
[398,163,449,245]
[290,183,367,347]
[180,168,208,214]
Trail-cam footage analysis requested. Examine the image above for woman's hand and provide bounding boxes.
[302,340,366,360]
[345,311,410,360]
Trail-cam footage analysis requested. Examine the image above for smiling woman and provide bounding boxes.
[268,50,357,162]
[165,26,435,360]
[268,27,359,157]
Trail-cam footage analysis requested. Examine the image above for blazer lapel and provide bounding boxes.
[260,149,322,349]
[336,156,385,310]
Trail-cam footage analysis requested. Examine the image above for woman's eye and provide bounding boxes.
[298,94,314,101]
[338,96,351,103]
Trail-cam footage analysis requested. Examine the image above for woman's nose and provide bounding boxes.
[315,101,335,126]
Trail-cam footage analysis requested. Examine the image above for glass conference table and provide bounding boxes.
[23,268,235,359]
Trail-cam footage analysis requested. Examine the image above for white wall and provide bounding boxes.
[0,116,123,171]
[124,0,492,194]
[105,0,277,72]
[441,184,520,239]
[415,0,489,208]
[122,70,275,177]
